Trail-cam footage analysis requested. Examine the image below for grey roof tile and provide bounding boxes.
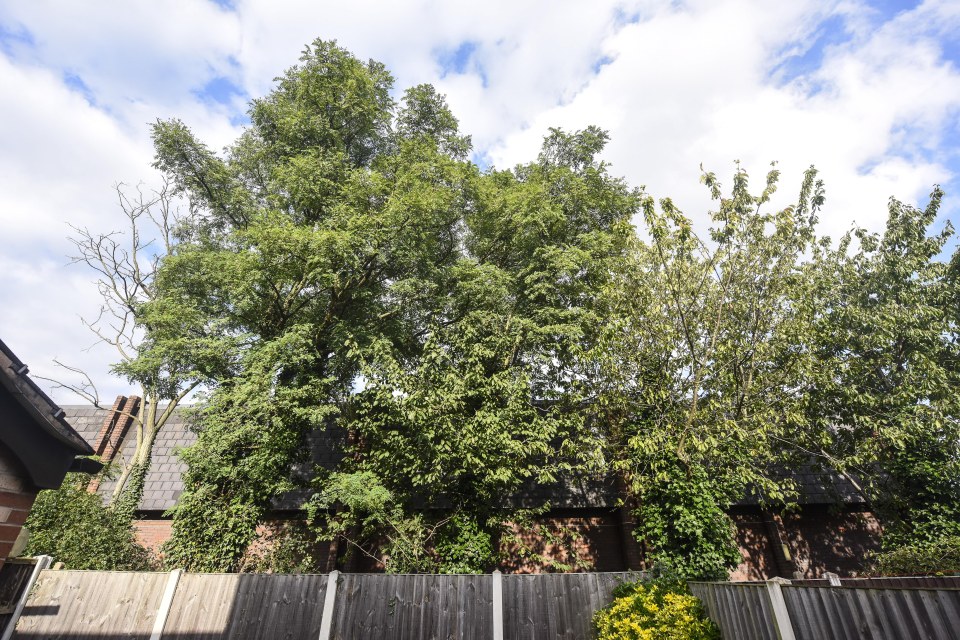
[65,405,867,513]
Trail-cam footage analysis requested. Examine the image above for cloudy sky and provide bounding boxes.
[1,0,958,402]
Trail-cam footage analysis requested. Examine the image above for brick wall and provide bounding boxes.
[132,505,881,578]
[731,510,781,581]
[781,506,882,578]
[499,511,633,573]
[133,518,173,554]
[0,442,38,569]
[731,505,882,580]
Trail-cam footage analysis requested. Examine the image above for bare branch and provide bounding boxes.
[33,359,105,408]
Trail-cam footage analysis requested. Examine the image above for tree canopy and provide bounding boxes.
[132,39,960,578]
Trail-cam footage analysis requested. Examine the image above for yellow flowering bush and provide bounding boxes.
[593,581,720,640]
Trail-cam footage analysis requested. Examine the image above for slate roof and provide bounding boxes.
[62,404,195,511]
[61,404,867,513]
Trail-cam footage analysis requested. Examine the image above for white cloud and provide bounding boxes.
[483,0,960,240]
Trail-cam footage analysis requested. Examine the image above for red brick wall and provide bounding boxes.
[499,512,629,573]
[781,506,882,578]
[133,519,173,554]
[0,442,38,569]
[730,510,781,581]
[731,505,882,580]
[133,505,882,577]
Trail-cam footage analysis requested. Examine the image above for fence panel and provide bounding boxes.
[12,570,168,639]
[689,581,960,640]
[161,572,329,640]
[688,582,778,640]
[502,572,637,640]
[782,585,960,640]
[329,573,491,640]
[7,569,642,639]
[0,559,37,631]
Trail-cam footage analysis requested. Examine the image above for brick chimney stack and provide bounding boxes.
[87,395,140,493]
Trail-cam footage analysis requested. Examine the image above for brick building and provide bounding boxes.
[0,338,100,569]
[64,397,880,579]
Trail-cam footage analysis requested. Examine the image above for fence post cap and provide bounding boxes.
[767,577,792,585]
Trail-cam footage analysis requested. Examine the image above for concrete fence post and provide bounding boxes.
[318,570,340,640]
[149,568,182,640]
[492,570,504,640]
[765,577,797,640]
[1,555,51,640]
[824,572,841,587]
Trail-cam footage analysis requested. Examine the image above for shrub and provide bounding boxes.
[634,465,742,581]
[593,580,720,640]
[239,521,328,573]
[869,536,960,576]
[24,474,155,570]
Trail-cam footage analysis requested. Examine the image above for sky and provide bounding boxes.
[1,0,959,403]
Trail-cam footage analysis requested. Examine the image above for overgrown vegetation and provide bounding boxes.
[24,474,155,570]
[67,37,959,579]
[593,580,720,640]
[869,537,960,576]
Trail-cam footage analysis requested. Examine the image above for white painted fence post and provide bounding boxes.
[765,577,797,640]
[1,555,51,640]
[149,568,182,640]
[318,570,340,640]
[492,570,503,640]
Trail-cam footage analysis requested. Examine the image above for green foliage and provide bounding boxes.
[24,474,155,571]
[869,536,960,576]
[807,187,960,548]
[157,36,635,572]
[635,465,742,581]
[240,521,328,574]
[434,514,495,574]
[144,36,960,575]
[593,580,720,640]
[590,163,828,579]
[155,38,486,572]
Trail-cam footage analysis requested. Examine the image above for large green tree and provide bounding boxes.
[807,188,960,548]
[157,41,477,571]
[148,37,960,575]
[588,164,831,579]
[315,127,637,572]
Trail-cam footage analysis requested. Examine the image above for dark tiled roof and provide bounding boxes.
[60,405,107,446]
[62,405,867,513]
[63,404,195,511]
[735,464,866,507]
[62,405,348,512]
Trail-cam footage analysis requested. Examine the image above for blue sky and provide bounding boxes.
[1,0,959,401]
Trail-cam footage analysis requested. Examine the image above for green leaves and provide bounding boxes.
[809,186,960,548]
[25,474,155,571]
[592,164,831,578]
[148,37,959,575]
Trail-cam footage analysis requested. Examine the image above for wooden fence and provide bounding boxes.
[0,557,48,640]
[3,568,639,639]
[690,578,960,640]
